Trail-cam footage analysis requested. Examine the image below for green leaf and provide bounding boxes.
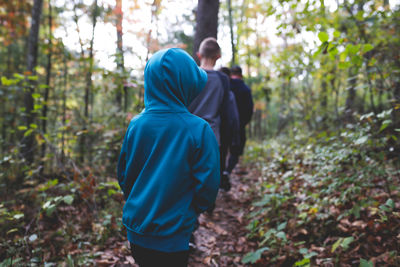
[354,136,368,145]
[346,44,359,55]
[385,198,395,209]
[338,61,350,69]
[62,195,74,205]
[45,204,57,216]
[13,73,24,80]
[18,126,28,131]
[6,228,18,235]
[34,104,42,110]
[29,123,38,129]
[331,238,343,253]
[305,251,318,259]
[318,32,329,42]
[1,76,12,86]
[277,221,287,231]
[24,129,33,137]
[28,75,38,81]
[295,257,310,266]
[13,213,24,220]
[242,247,269,264]
[299,248,308,254]
[43,200,52,209]
[363,44,374,53]
[341,236,354,250]
[333,30,341,38]
[276,231,287,241]
[359,258,373,267]
[32,93,41,99]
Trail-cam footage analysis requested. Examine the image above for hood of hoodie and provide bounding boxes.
[144,48,208,112]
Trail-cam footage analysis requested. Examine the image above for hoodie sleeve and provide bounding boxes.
[117,125,137,200]
[191,124,220,214]
[117,131,129,199]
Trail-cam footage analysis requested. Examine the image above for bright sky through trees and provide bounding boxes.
[54,0,399,75]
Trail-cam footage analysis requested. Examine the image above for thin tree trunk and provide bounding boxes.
[320,79,328,128]
[41,0,53,160]
[61,50,68,164]
[22,0,43,166]
[193,0,220,64]
[115,0,124,110]
[227,0,235,66]
[344,68,357,122]
[79,0,98,163]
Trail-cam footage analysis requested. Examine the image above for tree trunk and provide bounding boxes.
[320,79,328,129]
[22,0,43,166]
[61,50,68,164]
[42,0,53,160]
[227,0,235,66]
[115,0,125,110]
[193,0,220,64]
[344,68,357,122]
[79,0,98,163]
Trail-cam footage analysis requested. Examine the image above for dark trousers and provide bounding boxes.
[130,243,189,267]
[227,127,246,173]
[226,146,240,173]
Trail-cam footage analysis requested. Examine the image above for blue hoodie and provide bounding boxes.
[117,48,220,252]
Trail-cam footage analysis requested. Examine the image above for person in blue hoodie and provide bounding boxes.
[117,48,220,267]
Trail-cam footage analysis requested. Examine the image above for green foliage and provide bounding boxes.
[243,121,400,265]
[242,247,269,264]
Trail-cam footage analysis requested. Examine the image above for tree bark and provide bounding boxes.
[22,0,43,165]
[344,68,357,122]
[42,0,53,159]
[61,49,68,164]
[79,0,98,163]
[227,0,236,66]
[115,0,125,110]
[193,0,220,64]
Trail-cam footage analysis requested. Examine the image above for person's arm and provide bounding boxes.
[243,87,254,126]
[218,72,239,136]
[230,93,241,147]
[191,125,220,213]
[117,127,136,200]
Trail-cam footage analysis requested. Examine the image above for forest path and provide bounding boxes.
[188,166,257,266]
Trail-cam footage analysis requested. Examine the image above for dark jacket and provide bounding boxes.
[230,78,254,128]
[188,70,239,146]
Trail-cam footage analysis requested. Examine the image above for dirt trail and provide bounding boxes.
[188,168,257,266]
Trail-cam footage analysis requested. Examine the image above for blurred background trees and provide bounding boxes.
[0,0,398,189]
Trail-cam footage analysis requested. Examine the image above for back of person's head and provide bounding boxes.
[231,65,243,77]
[199,37,221,59]
[219,67,231,77]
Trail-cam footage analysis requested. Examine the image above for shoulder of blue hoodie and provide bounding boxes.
[116,48,220,252]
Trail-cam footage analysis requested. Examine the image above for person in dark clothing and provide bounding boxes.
[219,67,240,190]
[188,38,239,191]
[226,65,254,174]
